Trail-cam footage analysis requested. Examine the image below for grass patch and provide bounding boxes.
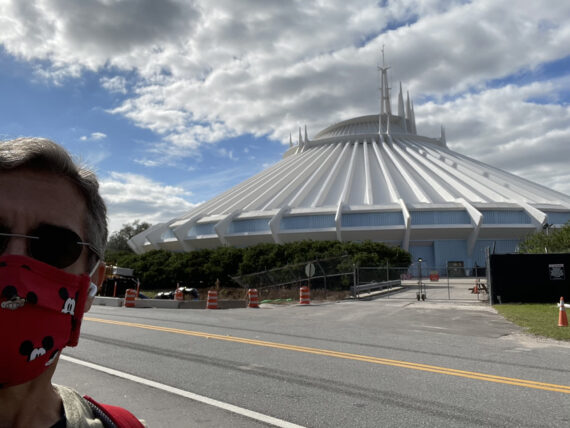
[494,304,570,341]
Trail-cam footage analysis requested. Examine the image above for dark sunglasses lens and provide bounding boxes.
[30,225,83,268]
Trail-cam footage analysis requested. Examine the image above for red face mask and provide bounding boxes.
[0,255,90,388]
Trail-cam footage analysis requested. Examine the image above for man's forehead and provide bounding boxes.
[0,169,87,236]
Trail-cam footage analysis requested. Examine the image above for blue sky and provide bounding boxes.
[1,0,569,234]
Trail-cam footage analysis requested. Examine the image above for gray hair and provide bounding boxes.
[0,137,108,269]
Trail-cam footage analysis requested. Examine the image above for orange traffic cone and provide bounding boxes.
[558,297,568,327]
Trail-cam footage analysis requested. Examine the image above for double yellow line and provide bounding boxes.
[85,317,570,394]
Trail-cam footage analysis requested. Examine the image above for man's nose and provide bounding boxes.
[2,236,29,256]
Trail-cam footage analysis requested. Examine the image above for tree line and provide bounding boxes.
[518,221,570,254]
[105,222,411,290]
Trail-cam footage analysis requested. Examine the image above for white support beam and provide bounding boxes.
[391,139,455,201]
[172,216,203,251]
[363,140,373,205]
[288,144,341,207]
[263,145,333,210]
[313,142,351,207]
[127,223,164,253]
[144,223,173,248]
[214,211,239,246]
[374,135,400,203]
[518,201,547,230]
[457,198,483,257]
[269,206,288,244]
[399,199,411,251]
[398,137,482,201]
[339,142,359,205]
[245,144,321,211]
[206,153,299,214]
[335,202,345,241]
[383,137,429,203]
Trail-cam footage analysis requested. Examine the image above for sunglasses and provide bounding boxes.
[0,223,100,269]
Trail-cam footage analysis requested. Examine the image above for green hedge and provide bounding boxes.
[105,240,411,290]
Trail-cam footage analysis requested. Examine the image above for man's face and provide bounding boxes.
[0,168,89,275]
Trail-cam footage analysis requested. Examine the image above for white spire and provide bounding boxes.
[304,124,309,143]
[299,127,303,145]
[398,82,407,133]
[410,100,417,134]
[289,133,293,148]
[440,124,446,145]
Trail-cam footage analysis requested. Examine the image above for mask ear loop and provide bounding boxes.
[88,260,101,297]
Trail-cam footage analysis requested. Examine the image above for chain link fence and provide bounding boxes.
[232,256,411,300]
[232,257,489,302]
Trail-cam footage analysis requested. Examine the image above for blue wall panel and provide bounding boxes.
[481,210,531,224]
[281,215,335,230]
[545,212,570,226]
[342,212,404,227]
[188,223,216,236]
[434,240,467,268]
[229,218,271,233]
[472,240,521,266]
[410,210,470,225]
[408,244,435,274]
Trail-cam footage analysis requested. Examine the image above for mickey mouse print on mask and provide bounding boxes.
[0,255,90,388]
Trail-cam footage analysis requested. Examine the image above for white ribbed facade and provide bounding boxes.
[129,68,570,268]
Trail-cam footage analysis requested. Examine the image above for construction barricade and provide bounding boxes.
[124,289,137,308]
[299,286,310,305]
[248,289,259,308]
[206,290,218,309]
[174,287,184,301]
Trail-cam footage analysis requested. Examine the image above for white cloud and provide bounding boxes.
[99,172,197,234]
[80,132,107,141]
[217,148,237,161]
[100,76,127,94]
[1,0,570,196]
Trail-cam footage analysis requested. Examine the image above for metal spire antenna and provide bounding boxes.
[378,45,392,136]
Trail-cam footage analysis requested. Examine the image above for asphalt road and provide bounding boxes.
[54,294,570,427]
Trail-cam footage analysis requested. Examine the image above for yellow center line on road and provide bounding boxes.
[85,316,570,394]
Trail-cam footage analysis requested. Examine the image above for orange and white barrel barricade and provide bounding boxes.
[299,286,310,305]
[174,287,184,301]
[247,289,260,308]
[206,290,218,309]
[558,297,568,327]
[124,289,137,308]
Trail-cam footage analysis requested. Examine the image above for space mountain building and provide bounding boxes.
[129,65,570,270]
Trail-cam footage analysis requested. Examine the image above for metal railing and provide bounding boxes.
[351,279,401,298]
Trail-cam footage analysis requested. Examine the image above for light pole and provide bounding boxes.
[542,223,552,253]
[417,257,425,301]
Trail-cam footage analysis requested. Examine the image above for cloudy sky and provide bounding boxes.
[1,0,569,234]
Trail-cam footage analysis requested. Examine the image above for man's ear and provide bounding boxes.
[85,262,106,313]
[93,262,106,288]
